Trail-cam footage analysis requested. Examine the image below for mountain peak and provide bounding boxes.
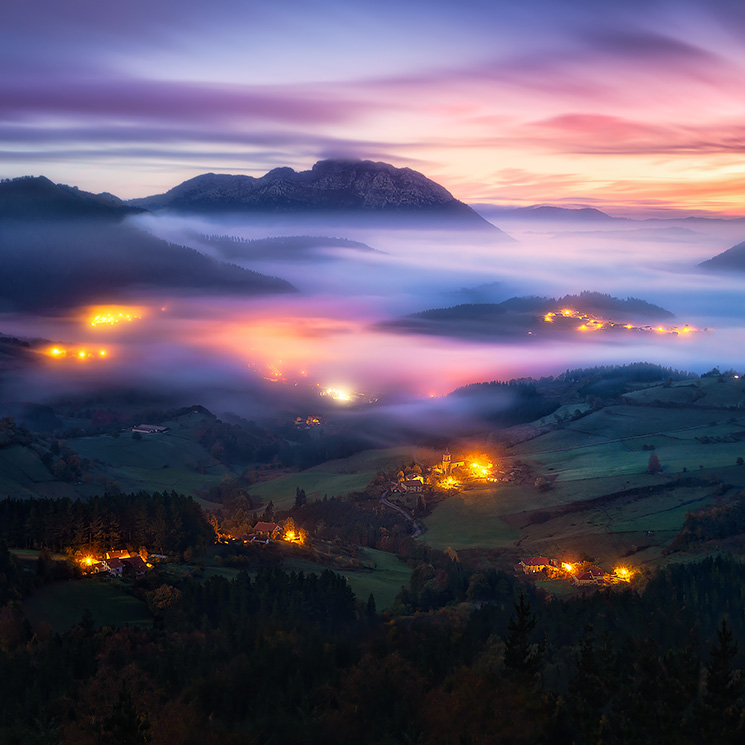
[128,159,503,232]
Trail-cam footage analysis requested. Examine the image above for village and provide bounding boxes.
[543,307,698,336]
[383,450,639,593]
[515,555,635,587]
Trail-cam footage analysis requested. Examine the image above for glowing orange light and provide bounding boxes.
[50,347,63,357]
[439,476,459,489]
[78,351,87,359]
[562,562,574,573]
[87,305,145,327]
[561,309,573,316]
[323,387,352,402]
[99,350,107,357]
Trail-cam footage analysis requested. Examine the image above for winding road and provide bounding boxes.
[380,490,423,538]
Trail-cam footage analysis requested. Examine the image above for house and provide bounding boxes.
[131,424,169,434]
[252,522,281,539]
[103,558,124,577]
[401,476,424,493]
[121,555,148,576]
[105,549,131,560]
[573,571,599,586]
[522,557,552,573]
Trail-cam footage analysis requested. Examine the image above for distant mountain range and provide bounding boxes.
[474,204,616,222]
[129,159,505,232]
[0,176,142,221]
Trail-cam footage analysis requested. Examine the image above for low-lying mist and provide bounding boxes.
[2,209,744,427]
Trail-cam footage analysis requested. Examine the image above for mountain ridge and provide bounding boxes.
[0,176,143,221]
[128,159,505,232]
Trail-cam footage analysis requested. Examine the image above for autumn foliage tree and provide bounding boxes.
[648,452,662,474]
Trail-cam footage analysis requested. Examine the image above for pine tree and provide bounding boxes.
[504,593,545,686]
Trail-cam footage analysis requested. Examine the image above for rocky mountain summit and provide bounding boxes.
[129,159,502,230]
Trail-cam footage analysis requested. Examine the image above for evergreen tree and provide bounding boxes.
[504,593,545,686]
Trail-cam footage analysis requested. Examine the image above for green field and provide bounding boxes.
[283,547,412,609]
[423,401,745,567]
[70,426,237,495]
[24,579,153,632]
[623,376,745,408]
[250,446,435,509]
[194,545,412,610]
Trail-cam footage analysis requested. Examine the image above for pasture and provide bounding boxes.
[423,401,745,568]
[24,578,152,632]
[70,428,236,495]
[250,446,435,509]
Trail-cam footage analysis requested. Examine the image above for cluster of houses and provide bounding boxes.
[219,521,304,546]
[516,556,607,586]
[81,549,151,577]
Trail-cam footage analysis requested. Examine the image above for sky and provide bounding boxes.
[5,0,745,215]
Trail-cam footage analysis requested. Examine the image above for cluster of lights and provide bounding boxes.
[544,309,697,336]
[438,476,460,489]
[87,305,145,327]
[90,311,141,327]
[468,460,494,479]
[321,387,352,402]
[47,347,108,360]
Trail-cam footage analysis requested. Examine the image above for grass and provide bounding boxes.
[24,578,152,632]
[423,489,521,550]
[283,546,412,610]
[70,428,238,495]
[250,446,432,509]
[0,445,56,498]
[424,402,744,563]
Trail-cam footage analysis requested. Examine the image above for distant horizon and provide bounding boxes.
[5,0,745,215]
[7,168,745,222]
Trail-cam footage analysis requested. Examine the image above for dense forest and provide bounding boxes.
[0,491,214,556]
[1,546,745,743]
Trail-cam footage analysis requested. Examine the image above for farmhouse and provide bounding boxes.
[131,424,169,434]
[105,549,131,560]
[121,555,148,576]
[103,557,124,577]
[401,476,424,492]
[252,522,282,539]
[521,557,552,573]
[573,571,602,586]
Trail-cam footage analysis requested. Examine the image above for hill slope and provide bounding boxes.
[0,220,295,312]
[699,239,745,270]
[0,176,142,221]
[382,292,674,340]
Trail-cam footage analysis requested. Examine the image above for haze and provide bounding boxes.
[3,208,743,422]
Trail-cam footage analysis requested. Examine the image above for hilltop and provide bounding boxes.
[0,176,142,221]
[382,291,675,340]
